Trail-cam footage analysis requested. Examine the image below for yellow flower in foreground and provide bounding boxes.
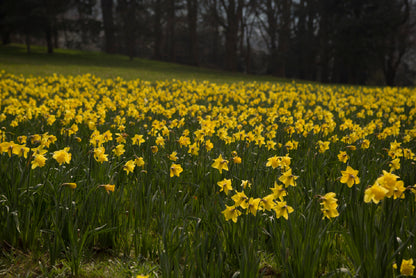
[212,154,229,174]
[150,145,158,154]
[394,258,415,276]
[321,206,339,219]
[134,157,145,167]
[100,184,115,193]
[232,156,242,164]
[232,191,249,209]
[340,166,360,188]
[31,154,47,169]
[389,158,400,172]
[205,139,214,151]
[62,182,77,189]
[53,147,71,165]
[272,201,294,220]
[247,197,261,216]
[361,139,370,149]
[320,192,338,209]
[222,205,241,223]
[241,180,251,189]
[364,183,389,204]
[123,160,135,175]
[169,151,178,161]
[217,178,232,195]
[260,194,275,211]
[320,192,339,219]
[94,147,108,163]
[271,182,287,200]
[266,156,281,169]
[170,163,183,177]
[113,144,125,157]
[337,151,349,163]
[132,134,145,146]
[136,275,149,278]
[278,168,298,187]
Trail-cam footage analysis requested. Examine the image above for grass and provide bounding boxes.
[0,44,291,84]
[0,246,159,278]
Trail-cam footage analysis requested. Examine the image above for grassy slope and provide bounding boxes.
[0,44,292,84]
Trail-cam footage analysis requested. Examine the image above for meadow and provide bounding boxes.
[1,45,416,277]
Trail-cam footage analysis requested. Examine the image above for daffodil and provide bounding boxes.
[337,151,349,163]
[53,147,71,165]
[169,151,178,161]
[212,154,229,174]
[132,134,145,146]
[340,166,360,188]
[150,145,158,154]
[364,183,388,204]
[123,160,135,175]
[231,191,249,209]
[394,259,415,276]
[260,194,275,211]
[100,184,115,193]
[272,201,294,220]
[31,154,47,169]
[112,144,125,157]
[247,198,261,216]
[279,168,298,187]
[271,182,287,200]
[222,205,241,223]
[266,156,281,169]
[94,147,108,163]
[217,178,232,195]
[134,157,145,167]
[62,182,77,189]
[241,180,251,189]
[170,163,183,177]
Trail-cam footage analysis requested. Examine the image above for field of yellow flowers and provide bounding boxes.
[1,70,416,277]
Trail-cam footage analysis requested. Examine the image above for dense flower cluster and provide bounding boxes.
[1,71,416,276]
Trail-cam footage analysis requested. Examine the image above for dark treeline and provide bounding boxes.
[0,0,415,85]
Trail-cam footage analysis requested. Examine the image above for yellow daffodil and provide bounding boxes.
[222,205,241,223]
[278,168,298,187]
[272,201,294,220]
[53,147,71,165]
[337,151,349,163]
[62,182,77,189]
[170,163,183,177]
[123,160,135,175]
[340,166,360,188]
[217,178,232,195]
[113,144,125,157]
[212,154,229,174]
[100,184,115,193]
[169,151,178,161]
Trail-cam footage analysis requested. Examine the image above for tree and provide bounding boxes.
[218,0,247,71]
[101,0,116,53]
[187,0,199,65]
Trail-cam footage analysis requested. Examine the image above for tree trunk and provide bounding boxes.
[101,0,116,53]
[276,0,291,77]
[45,19,54,54]
[187,0,199,66]
[153,0,162,59]
[222,0,244,71]
[166,0,176,61]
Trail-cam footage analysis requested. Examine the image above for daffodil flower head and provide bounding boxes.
[340,166,360,188]
[212,154,229,174]
[53,147,71,165]
[170,163,183,177]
